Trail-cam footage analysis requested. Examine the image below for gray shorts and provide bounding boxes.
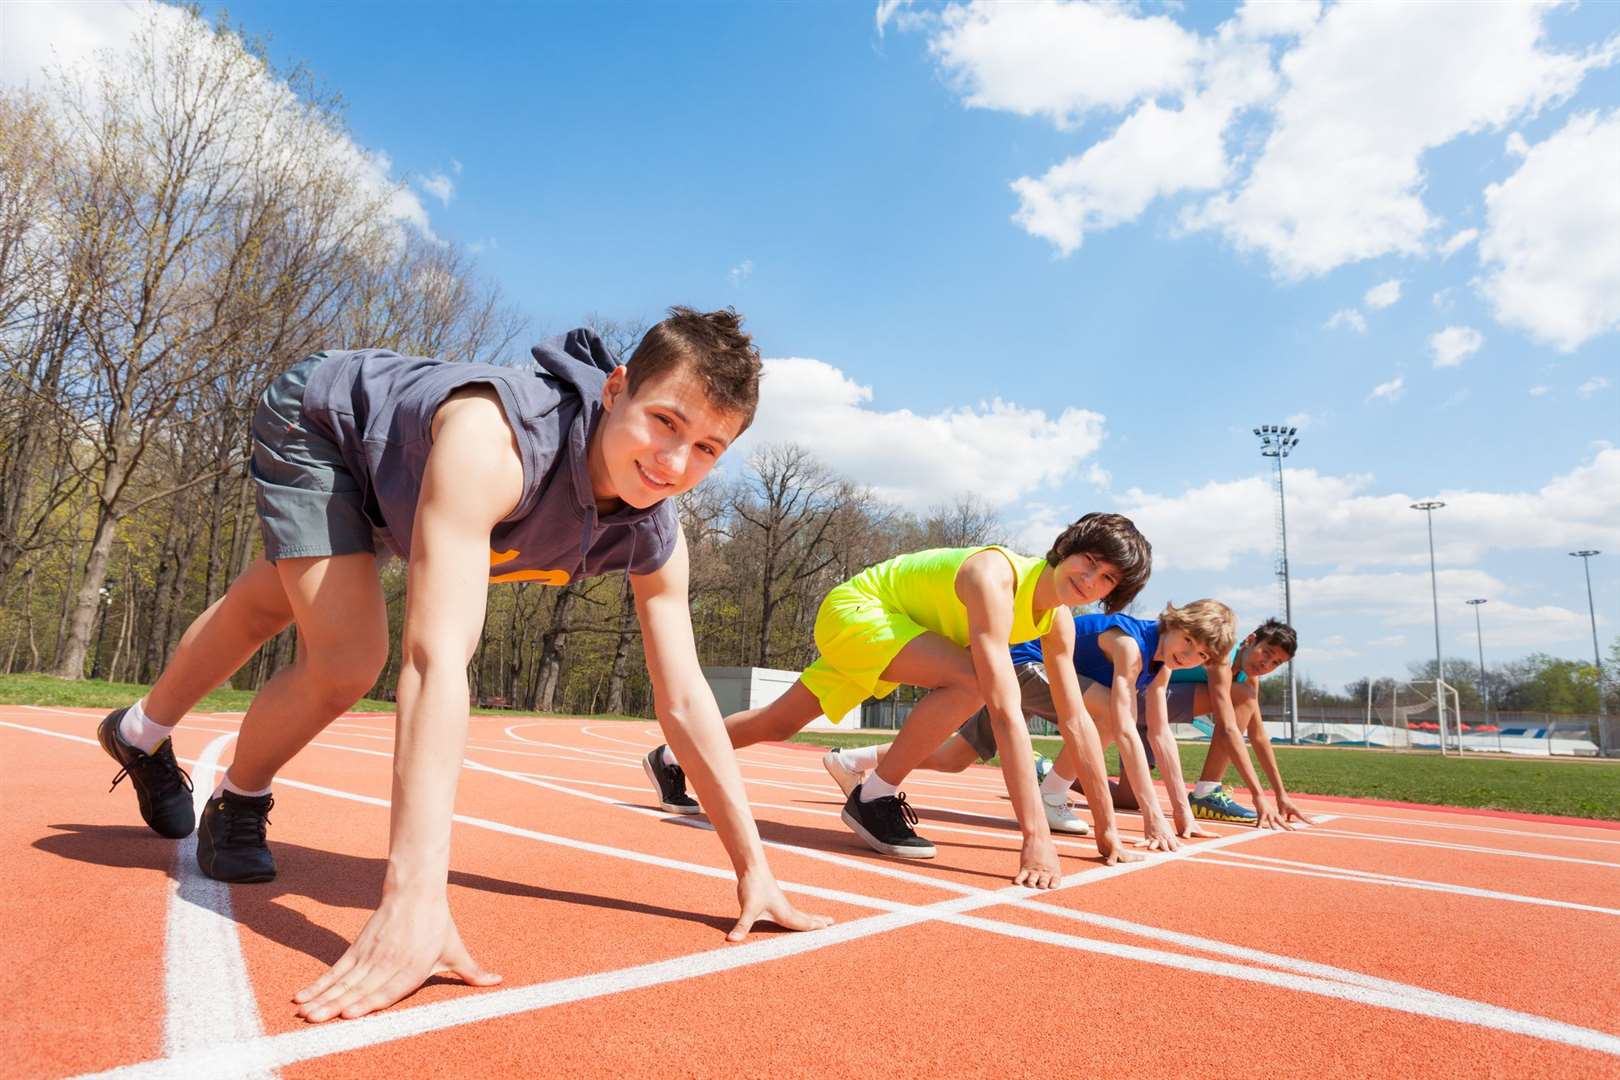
[957,662,1081,761]
[956,664,1200,768]
[1137,682,1198,769]
[251,354,382,563]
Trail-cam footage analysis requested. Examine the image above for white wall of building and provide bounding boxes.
[701,666,862,731]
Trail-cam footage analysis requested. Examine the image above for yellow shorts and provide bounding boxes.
[800,581,929,722]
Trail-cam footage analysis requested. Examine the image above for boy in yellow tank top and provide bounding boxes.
[645,513,1152,885]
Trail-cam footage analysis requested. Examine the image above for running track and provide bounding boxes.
[4,704,1619,1079]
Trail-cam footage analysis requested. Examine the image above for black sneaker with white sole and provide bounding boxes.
[841,784,936,858]
[97,706,195,839]
[196,790,277,883]
[643,745,701,814]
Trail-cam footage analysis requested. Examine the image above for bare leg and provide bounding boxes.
[142,558,295,726]
[871,635,984,786]
[225,554,389,790]
[724,679,824,749]
[1192,685,1233,784]
[874,732,981,774]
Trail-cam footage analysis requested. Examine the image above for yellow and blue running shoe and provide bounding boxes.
[1190,785,1258,823]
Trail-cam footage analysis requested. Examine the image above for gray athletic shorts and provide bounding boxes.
[956,663,1200,768]
[251,354,383,563]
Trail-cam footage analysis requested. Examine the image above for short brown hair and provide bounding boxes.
[1046,512,1151,613]
[1160,599,1237,658]
[1250,618,1297,658]
[626,306,762,430]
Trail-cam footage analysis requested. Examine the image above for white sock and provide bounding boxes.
[660,745,678,768]
[841,745,881,772]
[213,774,273,799]
[1193,781,1220,797]
[1041,769,1074,798]
[860,773,899,802]
[119,698,175,754]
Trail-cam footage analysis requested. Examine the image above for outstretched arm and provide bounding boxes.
[296,389,519,1022]
[1043,618,1138,865]
[1102,633,1178,852]
[958,552,1059,889]
[1240,688,1316,824]
[634,529,834,938]
[1207,666,1283,829]
[1144,671,1211,838]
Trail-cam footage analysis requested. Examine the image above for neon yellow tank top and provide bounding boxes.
[845,546,1057,647]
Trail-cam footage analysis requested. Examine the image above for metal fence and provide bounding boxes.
[859,695,1616,758]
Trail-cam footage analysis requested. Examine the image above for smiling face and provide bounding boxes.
[1051,552,1123,608]
[1239,636,1291,679]
[590,364,745,509]
[1160,626,1214,671]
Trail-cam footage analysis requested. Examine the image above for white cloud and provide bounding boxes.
[1506,131,1530,157]
[1479,110,1620,352]
[450,158,464,175]
[1368,375,1404,403]
[1429,326,1483,368]
[1364,278,1401,309]
[1230,0,1321,41]
[929,1,1202,126]
[468,237,498,255]
[1431,288,1455,310]
[1186,4,1600,278]
[1529,384,1551,397]
[417,172,455,207]
[1325,308,1367,333]
[1114,448,1620,575]
[1285,411,1316,431]
[739,357,1104,511]
[728,259,754,286]
[1579,376,1611,399]
[1439,228,1478,259]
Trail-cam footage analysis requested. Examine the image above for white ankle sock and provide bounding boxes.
[1041,769,1074,797]
[841,745,881,772]
[660,745,678,768]
[119,698,175,754]
[1193,781,1220,797]
[214,774,273,799]
[860,773,899,802]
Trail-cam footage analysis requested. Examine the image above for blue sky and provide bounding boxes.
[6,1,1618,691]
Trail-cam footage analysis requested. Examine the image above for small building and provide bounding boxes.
[701,666,862,731]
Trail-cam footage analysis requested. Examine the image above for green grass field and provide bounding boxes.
[789,730,1620,822]
[7,675,1615,821]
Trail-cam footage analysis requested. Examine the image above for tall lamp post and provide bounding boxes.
[1569,550,1607,752]
[1255,425,1299,743]
[1466,598,1488,725]
[1410,500,1447,752]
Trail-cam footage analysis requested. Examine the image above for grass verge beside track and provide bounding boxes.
[789,731,1620,821]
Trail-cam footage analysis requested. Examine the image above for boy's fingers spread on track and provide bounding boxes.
[293,954,357,1004]
[726,913,757,942]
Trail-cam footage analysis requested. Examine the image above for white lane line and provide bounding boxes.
[1190,853,1620,917]
[935,909,1620,1058]
[1305,828,1620,869]
[1327,811,1620,848]
[163,734,277,1079]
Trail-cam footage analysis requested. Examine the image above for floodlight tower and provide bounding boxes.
[1569,550,1606,730]
[1466,598,1488,723]
[1411,500,1447,751]
[1254,424,1299,743]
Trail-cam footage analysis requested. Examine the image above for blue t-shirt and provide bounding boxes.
[1010,613,1162,690]
[1169,645,1247,685]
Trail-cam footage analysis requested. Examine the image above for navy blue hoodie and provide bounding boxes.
[300,330,678,585]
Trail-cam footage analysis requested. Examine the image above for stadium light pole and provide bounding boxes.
[1255,424,1299,744]
[1411,500,1447,752]
[1570,551,1605,728]
[1466,598,1488,724]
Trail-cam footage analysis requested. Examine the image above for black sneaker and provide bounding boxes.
[643,746,701,815]
[98,707,195,839]
[841,784,936,859]
[197,790,277,883]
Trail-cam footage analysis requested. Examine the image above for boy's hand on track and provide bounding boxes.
[729,873,834,942]
[293,895,500,1022]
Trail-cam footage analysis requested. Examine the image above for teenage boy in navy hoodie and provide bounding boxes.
[94,308,830,1022]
